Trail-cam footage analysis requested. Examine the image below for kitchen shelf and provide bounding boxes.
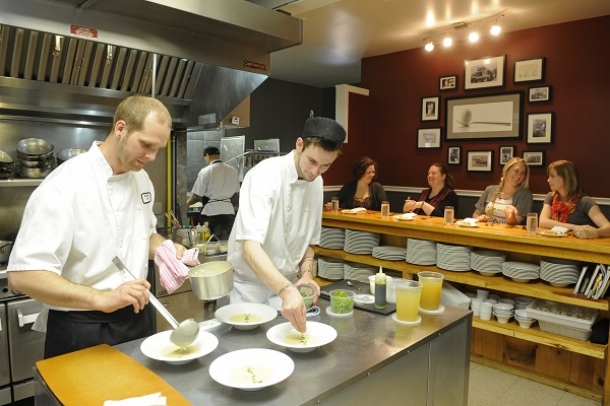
[0,178,43,187]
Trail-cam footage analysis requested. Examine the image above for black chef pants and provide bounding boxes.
[200,214,235,240]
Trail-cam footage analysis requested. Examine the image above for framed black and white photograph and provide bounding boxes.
[440,75,457,90]
[417,128,442,148]
[514,57,545,83]
[499,146,515,165]
[523,151,545,167]
[528,85,551,102]
[467,150,493,172]
[421,96,440,121]
[464,55,505,90]
[448,146,461,165]
[526,112,554,144]
[446,92,522,140]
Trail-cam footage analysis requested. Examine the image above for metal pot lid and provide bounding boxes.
[0,150,13,164]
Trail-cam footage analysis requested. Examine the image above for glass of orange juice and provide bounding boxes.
[417,271,444,311]
[394,279,422,323]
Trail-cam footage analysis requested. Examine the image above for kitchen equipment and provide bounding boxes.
[188,261,234,300]
[0,241,12,263]
[111,257,199,349]
[346,280,362,291]
[214,303,277,330]
[16,164,53,179]
[266,321,338,353]
[140,329,219,365]
[0,150,13,164]
[16,138,54,156]
[56,148,87,165]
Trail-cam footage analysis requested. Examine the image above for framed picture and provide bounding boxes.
[448,146,461,165]
[528,85,551,102]
[421,96,439,121]
[467,150,493,172]
[499,146,515,165]
[523,151,545,167]
[417,128,442,148]
[446,92,522,140]
[526,112,554,144]
[514,57,545,83]
[440,75,457,90]
[464,55,505,90]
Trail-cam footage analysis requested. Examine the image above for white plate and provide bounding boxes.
[394,213,416,221]
[214,303,278,330]
[342,208,366,214]
[209,348,294,391]
[537,230,566,237]
[456,221,478,228]
[266,321,337,353]
[140,329,219,365]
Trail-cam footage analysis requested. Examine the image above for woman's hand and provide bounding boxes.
[477,214,490,222]
[573,225,599,239]
[403,199,419,213]
[324,202,332,210]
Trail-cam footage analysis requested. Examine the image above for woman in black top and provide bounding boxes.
[327,156,387,211]
[403,162,458,217]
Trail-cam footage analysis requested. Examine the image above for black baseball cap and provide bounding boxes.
[204,146,220,156]
[302,117,346,145]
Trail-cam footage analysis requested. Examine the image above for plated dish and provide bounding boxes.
[394,213,416,221]
[214,303,277,330]
[140,329,218,365]
[537,230,566,237]
[266,321,338,353]
[342,208,366,214]
[456,220,478,228]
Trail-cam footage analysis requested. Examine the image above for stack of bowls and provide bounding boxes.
[514,296,535,309]
[492,302,514,324]
[15,138,55,178]
[0,150,14,179]
[57,148,87,165]
[514,308,536,328]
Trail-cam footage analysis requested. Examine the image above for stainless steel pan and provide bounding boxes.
[16,138,54,156]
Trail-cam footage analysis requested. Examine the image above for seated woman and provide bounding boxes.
[473,157,532,224]
[403,163,458,217]
[326,156,387,211]
[539,160,610,239]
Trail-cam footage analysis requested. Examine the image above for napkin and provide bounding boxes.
[342,207,366,214]
[104,392,167,406]
[461,217,479,224]
[155,239,200,294]
[550,226,569,236]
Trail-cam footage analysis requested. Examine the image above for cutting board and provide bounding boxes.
[36,344,192,406]
[320,279,396,315]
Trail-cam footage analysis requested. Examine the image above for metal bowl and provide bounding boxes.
[16,138,54,156]
[188,261,234,300]
[57,148,87,163]
[0,150,13,164]
[17,157,55,168]
[16,164,53,179]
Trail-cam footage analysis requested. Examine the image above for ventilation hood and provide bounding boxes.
[0,0,302,128]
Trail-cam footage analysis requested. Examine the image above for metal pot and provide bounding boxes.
[16,138,54,156]
[0,241,13,263]
[57,148,87,164]
[188,261,233,300]
[17,164,52,179]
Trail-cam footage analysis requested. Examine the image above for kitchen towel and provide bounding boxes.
[104,392,167,406]
[155,239,200,294]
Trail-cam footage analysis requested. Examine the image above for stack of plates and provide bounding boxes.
[540,257,581,287]
[501,261,540,283]
[471,249,506,276]
[436,243,472,271]
[406,239,437,265]
[317,256,345,280]
[344,263,377,282]
[372,246,407,261]
[344,229,380,255]
[319,227,345,250]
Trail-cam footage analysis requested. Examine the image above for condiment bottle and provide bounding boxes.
[374,267,387,310]
[202,222,211,242]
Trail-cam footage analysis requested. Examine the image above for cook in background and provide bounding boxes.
[403,162,458,217]
[7,95,186,358]
[186,146,240,240]
[228,117,346,333]
[473,157,533,225]
[325,156,387,211]
[539,159,610,239]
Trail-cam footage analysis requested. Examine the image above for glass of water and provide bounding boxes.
[331,197,339,212]
[444,206,454,225]
[381,201,390,218]
[526,213,538,234]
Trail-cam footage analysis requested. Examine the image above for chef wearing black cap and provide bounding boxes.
[187,146,240,240]
[227,117,346,333]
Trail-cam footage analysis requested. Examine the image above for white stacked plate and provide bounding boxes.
[319,227,345,250]
[344,262,377,282]
[317,256,345,280]
[436,243,472,272]
[406,239,437,265]
[471,249,506,276]
[540,257,581,288]
[501,261,540,283]
[343,229,380,255]
[372,246,407,261]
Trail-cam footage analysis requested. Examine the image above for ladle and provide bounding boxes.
[112,257,199,349]
[456,109,511,127]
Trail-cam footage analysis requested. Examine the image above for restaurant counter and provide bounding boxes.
[34,300,472,406]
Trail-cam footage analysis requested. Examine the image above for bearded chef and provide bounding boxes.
[227,116,346,333]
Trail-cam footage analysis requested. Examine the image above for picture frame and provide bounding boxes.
[446,92,522,140]
[417,128,442,148]
[448,146,461,165]
[464,55,505,90]
[528,85,551,102]
[421,96,440,121]
[526,112,554,144]
[514,57,545,83]
[523,151,545,167]
[499,146,515,166]
[467,150,493,172]
[440,75,457,90]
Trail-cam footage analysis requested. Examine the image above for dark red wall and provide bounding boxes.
[354,16,610,197]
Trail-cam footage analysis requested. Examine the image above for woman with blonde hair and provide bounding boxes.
[473,157,533,224]
[539,160,610,239]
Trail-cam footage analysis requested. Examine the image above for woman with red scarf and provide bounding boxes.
[403,163,458,217]
[540,160,610,239]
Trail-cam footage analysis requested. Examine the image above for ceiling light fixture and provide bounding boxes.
[469,30,480,43]
[490,21,502,36]
[424,39,434,52]
[443,34,452,47]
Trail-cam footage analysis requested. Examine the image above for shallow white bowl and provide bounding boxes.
[140,329,219,365]
[514,309,529,319]
[493,313,511,324]
[493,303,514,312]
[516,319,535,329]
[266,321,337,353]
[215,303,277,330]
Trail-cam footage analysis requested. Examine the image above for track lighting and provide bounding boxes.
[469,30,479,43]
[422,10,505,51]
[424,40,434,52]
[443,35,452,47]
[490,21,502,36]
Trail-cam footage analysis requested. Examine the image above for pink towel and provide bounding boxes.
[155,240,200,294]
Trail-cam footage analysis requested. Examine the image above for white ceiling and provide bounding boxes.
[264,0,610,88]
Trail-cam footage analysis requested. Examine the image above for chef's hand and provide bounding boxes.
[172,241,186,260]
[280,285,307,333]
[295,276,321,305]
[101,279,151,314]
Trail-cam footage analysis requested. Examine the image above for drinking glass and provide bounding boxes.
[381,201,390,218]
[444,206,454,225]
[417,271,444,311]
[526,213,538,234]
[331,197,339,212]
[394,279,422,322]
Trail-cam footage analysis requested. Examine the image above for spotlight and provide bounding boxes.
[425,40,434,52]
[490,22,501,36]
[443,35,452,47]
[469,30,480,42]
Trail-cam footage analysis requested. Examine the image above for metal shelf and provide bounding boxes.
[0,178,43,187]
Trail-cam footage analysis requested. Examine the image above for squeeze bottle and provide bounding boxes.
[374,266,387,310]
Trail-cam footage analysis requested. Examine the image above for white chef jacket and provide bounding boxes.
[228,150,322,304]
[191,159,240,216]
[8,141,156,316]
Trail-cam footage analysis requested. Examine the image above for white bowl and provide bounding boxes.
[266,321,337,353]
[214,303,277,330]
[494,313,511,324]
[514,309,529,319]
[493,303,514,312]
[516,319,535,329]
[140,329,219,365]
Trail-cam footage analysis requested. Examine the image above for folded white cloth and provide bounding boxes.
[104,392,167,406]
[462,217,479,223]
[343,207,366,213]
[550,226,569,236]
[155,239,200,294]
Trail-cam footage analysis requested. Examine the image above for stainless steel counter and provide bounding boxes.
[35,301,472,405]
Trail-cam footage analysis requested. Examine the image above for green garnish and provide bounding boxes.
[299,333,308,345]
[247,367,263,384]
[244,313,250,323]
[331,290,354,314]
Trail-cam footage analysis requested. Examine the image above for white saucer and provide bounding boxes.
[325,306,353,318]
[419,305,445,314]
[392,313,421,325]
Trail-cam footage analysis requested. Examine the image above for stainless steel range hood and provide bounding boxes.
[0,0,302,128]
